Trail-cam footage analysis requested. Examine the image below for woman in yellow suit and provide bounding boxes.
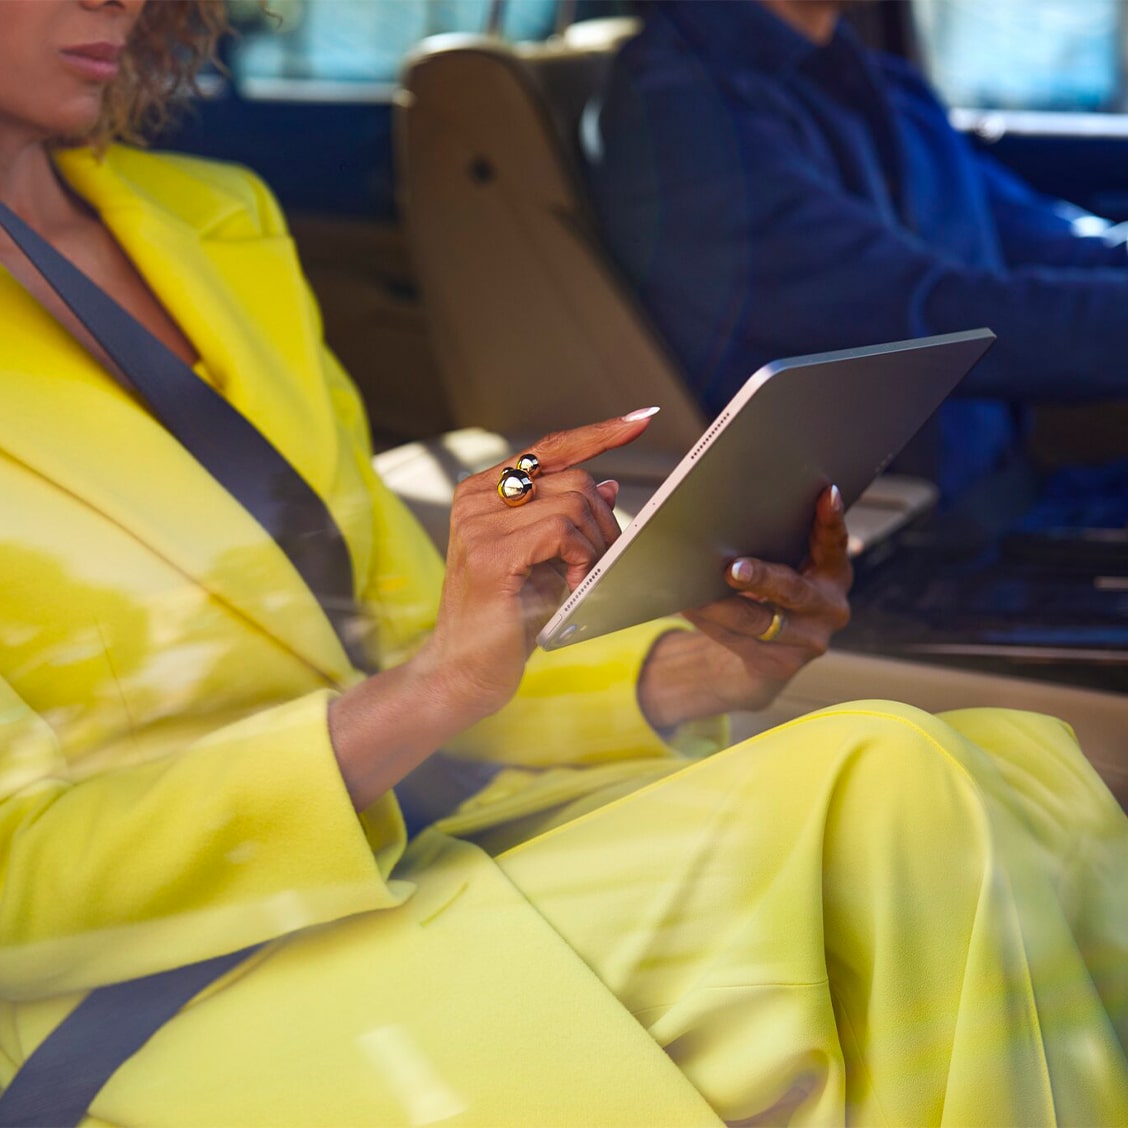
[1,2,1126,1125]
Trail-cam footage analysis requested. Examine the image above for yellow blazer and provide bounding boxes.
[0,147,721,1124]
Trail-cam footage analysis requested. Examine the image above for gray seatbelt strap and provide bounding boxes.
[0,201,366,670]
[0,946,262,1127]
[0,201,363,1125]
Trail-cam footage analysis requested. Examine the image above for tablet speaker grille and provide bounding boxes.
[689,410,732,461]
[565,566,600,607]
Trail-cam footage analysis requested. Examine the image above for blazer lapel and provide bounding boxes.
[0,150,355,684]
[56,148,344,500]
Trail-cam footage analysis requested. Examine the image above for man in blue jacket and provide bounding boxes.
[584,0,1128,505]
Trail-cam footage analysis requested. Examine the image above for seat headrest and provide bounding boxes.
[402,20,641,169]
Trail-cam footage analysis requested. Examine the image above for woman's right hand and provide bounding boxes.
[421,410,659,719]
[328,410,657,809]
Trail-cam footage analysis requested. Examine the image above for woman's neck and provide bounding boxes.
[757,0,844,45]
[0,133,87,237]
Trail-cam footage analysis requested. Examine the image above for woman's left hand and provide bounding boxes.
[638,485,853,728]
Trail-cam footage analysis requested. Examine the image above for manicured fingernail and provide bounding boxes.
[596,479,620,503]
[829,484,843,513]
[622,406,661,422]
[729,559,754,584]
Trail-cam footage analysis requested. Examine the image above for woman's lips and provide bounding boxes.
[59,42,123,82]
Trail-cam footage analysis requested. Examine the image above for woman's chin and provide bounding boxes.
[39,91,106,145]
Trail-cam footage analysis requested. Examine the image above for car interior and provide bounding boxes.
[163,0,1128,805]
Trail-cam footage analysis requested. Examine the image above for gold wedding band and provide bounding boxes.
[756,607,787,643]
[498,466,535,507]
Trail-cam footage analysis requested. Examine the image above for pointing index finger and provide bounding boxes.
[494,407,661,476]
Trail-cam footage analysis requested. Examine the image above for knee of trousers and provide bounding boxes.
[742,703,1025,975]
[755,699,1003,861]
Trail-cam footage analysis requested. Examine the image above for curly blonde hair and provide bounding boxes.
[88,0,231,149]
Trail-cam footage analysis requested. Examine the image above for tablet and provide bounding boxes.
[537,328,995,651]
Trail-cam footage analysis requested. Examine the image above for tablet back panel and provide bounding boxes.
[538,329,995,650]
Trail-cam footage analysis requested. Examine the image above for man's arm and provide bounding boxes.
[975,149,1128,270]
[587,66,1128,411]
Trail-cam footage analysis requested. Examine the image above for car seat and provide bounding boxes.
[396,21,707,472]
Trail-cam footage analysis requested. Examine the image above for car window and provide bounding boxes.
[913,0,1122,112]
[225,0,559,97]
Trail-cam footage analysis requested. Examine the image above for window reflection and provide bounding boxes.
[914,0,1121,111]
[227,0,558,90]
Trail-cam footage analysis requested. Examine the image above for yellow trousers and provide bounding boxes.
[482,701,1128,1125]
[82,701,1128,1126]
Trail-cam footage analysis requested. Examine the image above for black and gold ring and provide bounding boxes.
[497,466,535,507]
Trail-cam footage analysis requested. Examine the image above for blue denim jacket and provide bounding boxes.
[584,0,1128,498]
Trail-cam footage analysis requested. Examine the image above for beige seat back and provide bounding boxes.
[397,27,707,468]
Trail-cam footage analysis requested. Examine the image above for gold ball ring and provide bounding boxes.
[755,607,787,643]
[515,452,541,478]
[497,466,535,507]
